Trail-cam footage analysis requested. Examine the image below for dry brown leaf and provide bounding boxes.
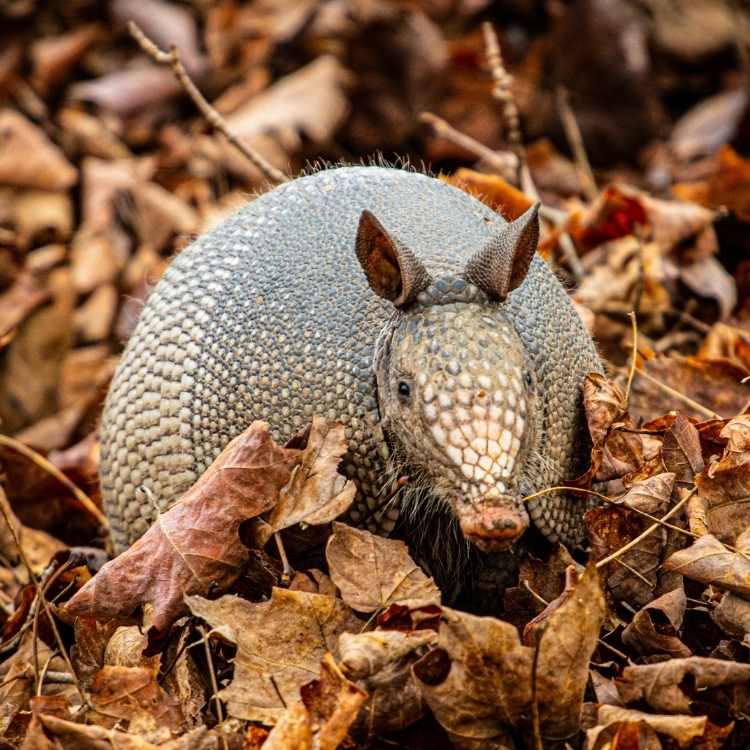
[661,414,704,483]
[257,417,357,545]
[680,256,737,320]
[0,109,77,191]
[413,563,604,744]
[65,421,300,634]
[261,702,312,750]
[712,592,750,641]
[338,629,436,735]
[587,474,674,606]
[35,714,216,749]
[621,586,691,657]
[226,55,350,152]
[441,169,533,220]
[630,354,750,422]
[617,656,750,713]
[186,588,361,724]
[300,653,368,750]
[588,705,708,748]
[326,522,440,613]
[691,416,750,545]
[87,665,183,736]
[663,531,750,598]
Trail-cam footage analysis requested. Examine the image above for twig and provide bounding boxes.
[419,112,517,180]
[482,22,524,176]
[0,487,88,708]
[273,532,293,585]
[127,21,287,186]
[522,485,701,545]
[634,368,721,419]
[622,311,638,410]
[557,232,585,282]
[199,625,229,750]
[555,87,597,201]
[0,434,108,536]
[595,488,695,569]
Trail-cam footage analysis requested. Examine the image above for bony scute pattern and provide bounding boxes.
[100,166,602,560]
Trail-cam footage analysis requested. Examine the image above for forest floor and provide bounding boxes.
[2,1,750,748]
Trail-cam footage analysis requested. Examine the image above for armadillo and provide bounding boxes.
[100,166,601,570]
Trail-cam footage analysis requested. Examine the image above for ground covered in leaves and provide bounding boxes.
[3,0,750,748]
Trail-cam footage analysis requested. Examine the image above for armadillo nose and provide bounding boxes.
[456,501,529,554]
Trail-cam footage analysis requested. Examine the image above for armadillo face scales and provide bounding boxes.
[100,166,602,558]
[375,281,536,552]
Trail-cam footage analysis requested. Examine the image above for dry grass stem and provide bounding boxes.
[0,487,88,707]
[128,21,287,186]
[623,311,639,410]
[634,367,721,419]
[0,434,108,535]
[595,488,695,569]
[556,87,597,201]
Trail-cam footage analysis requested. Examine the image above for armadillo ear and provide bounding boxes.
[355,210,431,307]
[464,202,541,301]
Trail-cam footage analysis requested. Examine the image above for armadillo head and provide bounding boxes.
[355,203,542,553]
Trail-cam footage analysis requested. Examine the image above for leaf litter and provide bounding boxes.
[4,1,750,748]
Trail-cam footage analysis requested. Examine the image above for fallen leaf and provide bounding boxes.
[87,665,183,736]
[338,629,436,735]
[65,421,300,634]
[326,523,440,613]
[663,531,750,599]
[621,586,692,657]
[300,653,367,750]
[617,656,750,713]
[0,109,77,190]
[691,416,750,544]
[588,705,708,748]
[413,563,604,743]
[586,474,674,606]
[186,588,361,723]
[206,55,351,173]
[257,417,357,546]
[261,702,312,750]
[661,414,704,483]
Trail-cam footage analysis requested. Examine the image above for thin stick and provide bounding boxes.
[482,22,524,176]
[634,368,721,419]
[558,232,585,282]
[273,532,292,584]
[128,21,287,186]
[595,489,695,569]
[0,434,108,533]
[522,485,701,544]
[419,112,517,180]
[556,87,597,201]
[0,488,88,708]
[622,311,638,410]
[199,625,229,750]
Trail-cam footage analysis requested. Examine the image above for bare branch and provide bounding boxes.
[128,21,287,186]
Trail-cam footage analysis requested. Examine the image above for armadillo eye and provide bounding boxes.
[525,372,533,387]
[397,381,411,400]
